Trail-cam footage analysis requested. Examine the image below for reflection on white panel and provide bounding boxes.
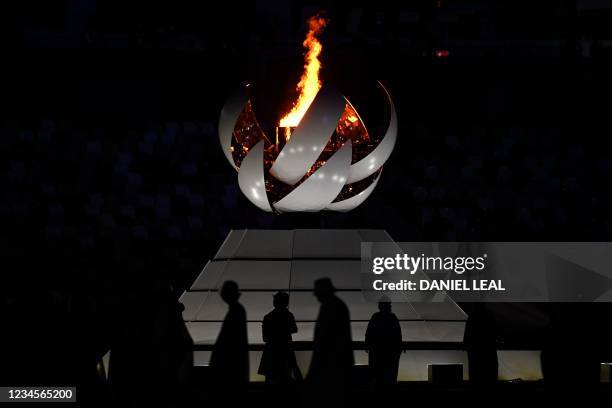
[273,141,352,212]
[290,260,362,289]
[410,302,468,321]
[237,140,272,212]
[294,351,312,379]
[189,301,464,342]
[212,229,400,260]
[185,291,465,325]
[595,287,612,301]
[400,351,468,381]
[192,294,226,322]
[289,291,422,321]
[214,230,246,259]
[600,363,611,382]
[224,261,290,289]
[351,321,368,341]
[102,350,110,381]
[293,322,315,342]
[191,261,227,290]
[193,351,211,366]
[357,230,394,242]
[270,86,346,186]
[232,230,294,259]
[287,293,317,321]
[423,321,466,342]
[290,351,366,383]
[187,322,264,344]
[292,229,364,258]
[497,351,542,381]
[249,351,266,382]
[337,293,423,321]
[398,322,464,342]
[180,292,208,321]
[186,322,221,344]
[194,351,298,382]
[196,291,277,321]
[186,321,460,347]
[292,321,463,343]
[193,351,266,382]
[193,350,544,382]
[248,322,264,344]
[195,261,291,290]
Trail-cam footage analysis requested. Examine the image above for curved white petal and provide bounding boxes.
[325,174,381,212]
[270,86,346,186]
[273,140,352,212]
[218,87,249,170]
[347,82,397,183]
[237,140,272,212]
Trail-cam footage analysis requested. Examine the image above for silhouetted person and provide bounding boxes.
[109,283,191,405]
[365,299,402,384]
[258,291,301,383]
[151,291,194,405]
[541,303,601,386]
[67,292,110,404]
[108,291,160,405]
[463,303,498,385]
[307,278,354,385]
[210,281,249,386]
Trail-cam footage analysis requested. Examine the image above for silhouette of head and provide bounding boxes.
[313,278,336,302]
[220,280,240,304]
[378,295,392,312]
[378,301,392,313]
[273,291,289,309]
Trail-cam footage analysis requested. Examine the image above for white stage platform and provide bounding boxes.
[180,229,485,381]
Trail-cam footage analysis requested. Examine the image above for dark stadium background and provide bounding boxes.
[2,0,612,384]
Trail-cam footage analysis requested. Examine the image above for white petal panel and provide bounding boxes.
[347,82,397,183]
[218,88,249,169]
[237,140,272,212]
[325,173,381,212]
[273,140,352,212]
[270,86,346,186]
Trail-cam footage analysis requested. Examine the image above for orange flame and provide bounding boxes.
[279,13,328,128]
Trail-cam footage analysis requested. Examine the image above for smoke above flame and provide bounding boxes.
[279,13,328,128]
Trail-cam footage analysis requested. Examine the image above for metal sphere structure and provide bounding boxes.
[218,82,397,213]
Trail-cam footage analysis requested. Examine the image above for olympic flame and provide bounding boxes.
[279,13,328,128]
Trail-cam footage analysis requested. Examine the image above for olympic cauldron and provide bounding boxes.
[218,83,397,212]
